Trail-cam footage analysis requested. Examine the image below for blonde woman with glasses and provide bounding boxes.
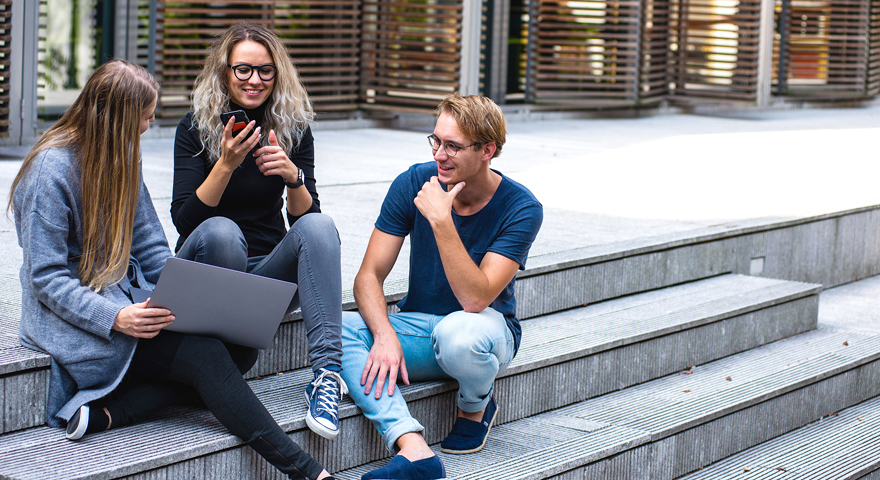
[171,22,345,443]
[9,60,335,480]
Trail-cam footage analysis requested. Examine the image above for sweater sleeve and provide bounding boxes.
[171,114,217,240]
[16,152,120,339]
[130,169,173,285]
[286,125,322,226]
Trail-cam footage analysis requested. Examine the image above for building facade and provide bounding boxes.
[1,0,879,145]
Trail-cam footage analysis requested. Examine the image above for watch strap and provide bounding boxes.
[285,168,304,189]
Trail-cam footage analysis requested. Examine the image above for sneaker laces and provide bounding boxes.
[310,369,349,420]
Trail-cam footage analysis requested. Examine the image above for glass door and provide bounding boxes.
[37,0,106,124]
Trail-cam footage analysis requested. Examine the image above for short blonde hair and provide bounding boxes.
[436,93,506,158]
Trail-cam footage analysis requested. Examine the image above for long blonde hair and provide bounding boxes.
[190,22,314,162]
[8,60,159,292]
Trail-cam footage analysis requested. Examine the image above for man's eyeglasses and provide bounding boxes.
[228,63,278,82]
[427,134,478,157]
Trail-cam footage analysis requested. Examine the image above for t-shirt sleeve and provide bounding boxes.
[487,201,543,270]
[375,168,418,237]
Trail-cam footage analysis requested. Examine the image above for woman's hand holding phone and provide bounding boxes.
[113,300,175,339]
[254,129,299,183]
[218,116,261,171]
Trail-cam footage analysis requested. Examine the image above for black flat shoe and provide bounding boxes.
[66,404,89,440]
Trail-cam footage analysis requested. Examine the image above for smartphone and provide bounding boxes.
[220,110,249,136]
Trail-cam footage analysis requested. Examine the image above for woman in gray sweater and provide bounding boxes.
[9,60,334,480]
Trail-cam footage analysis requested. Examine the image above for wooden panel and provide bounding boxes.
[866,0,880,95]
[640,0,672,101]
[154,1,359,120]
[774,0,872,98]
[529,0,643,105]
[0,0,10,136]
[669,0,762,102]
[274,0,361,112]
[360,0,462,111]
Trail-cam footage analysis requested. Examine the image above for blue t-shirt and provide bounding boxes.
[376,161,543,353]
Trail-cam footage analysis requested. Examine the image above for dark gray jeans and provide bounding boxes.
[104,331,324,479]
[176,213,343,370]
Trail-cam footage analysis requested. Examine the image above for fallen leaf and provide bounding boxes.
[777,467,786,472]
[743,467,750,472]
[843,341,849,346]
[683,370,693,375]
[725,376,732,381]
[829,412,838,417]
[683,389,691,393]
[858,417,864,421]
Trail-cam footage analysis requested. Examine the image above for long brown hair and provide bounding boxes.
[8,60,159,291]
[190,22,313,163]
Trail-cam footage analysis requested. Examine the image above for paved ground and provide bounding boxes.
[1,104,879,292]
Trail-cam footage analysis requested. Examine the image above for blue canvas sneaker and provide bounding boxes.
[304,367,348,440]
[440,395,498,454]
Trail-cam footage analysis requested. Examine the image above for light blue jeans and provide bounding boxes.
[340,308,515,451]
[177,214,342,370]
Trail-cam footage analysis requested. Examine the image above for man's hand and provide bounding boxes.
[414,176,464,226]
[361,333,410,398]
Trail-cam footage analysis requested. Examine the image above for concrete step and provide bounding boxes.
[334,325,880,479]
[677,395,880,480]
[0,254,819,435]
[0,274,820,479]
[675,273,880,480]
[6,199,875,435]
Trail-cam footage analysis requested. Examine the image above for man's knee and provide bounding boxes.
[433,311,499,357]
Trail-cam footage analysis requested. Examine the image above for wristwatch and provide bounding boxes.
[285,168,304,189]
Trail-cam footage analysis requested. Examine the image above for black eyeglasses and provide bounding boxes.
[427,134,479,157]
[228,63,277,82]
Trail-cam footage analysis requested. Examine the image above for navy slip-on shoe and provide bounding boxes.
[440,395,498,454]
[361,454,446,480]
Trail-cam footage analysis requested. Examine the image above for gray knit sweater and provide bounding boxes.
[13,146,171,426]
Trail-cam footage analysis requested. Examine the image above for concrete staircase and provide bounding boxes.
[674,273,880,480]
[678,396,880,480]
[1,205,880,479]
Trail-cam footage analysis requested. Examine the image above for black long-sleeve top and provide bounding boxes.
[171,104,320,257]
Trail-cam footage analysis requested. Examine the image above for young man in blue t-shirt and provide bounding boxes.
[340,93,543,479]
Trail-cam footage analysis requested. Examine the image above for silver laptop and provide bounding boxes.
[130,257,297,349]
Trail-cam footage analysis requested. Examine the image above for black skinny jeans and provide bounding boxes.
[99,330,323,480]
